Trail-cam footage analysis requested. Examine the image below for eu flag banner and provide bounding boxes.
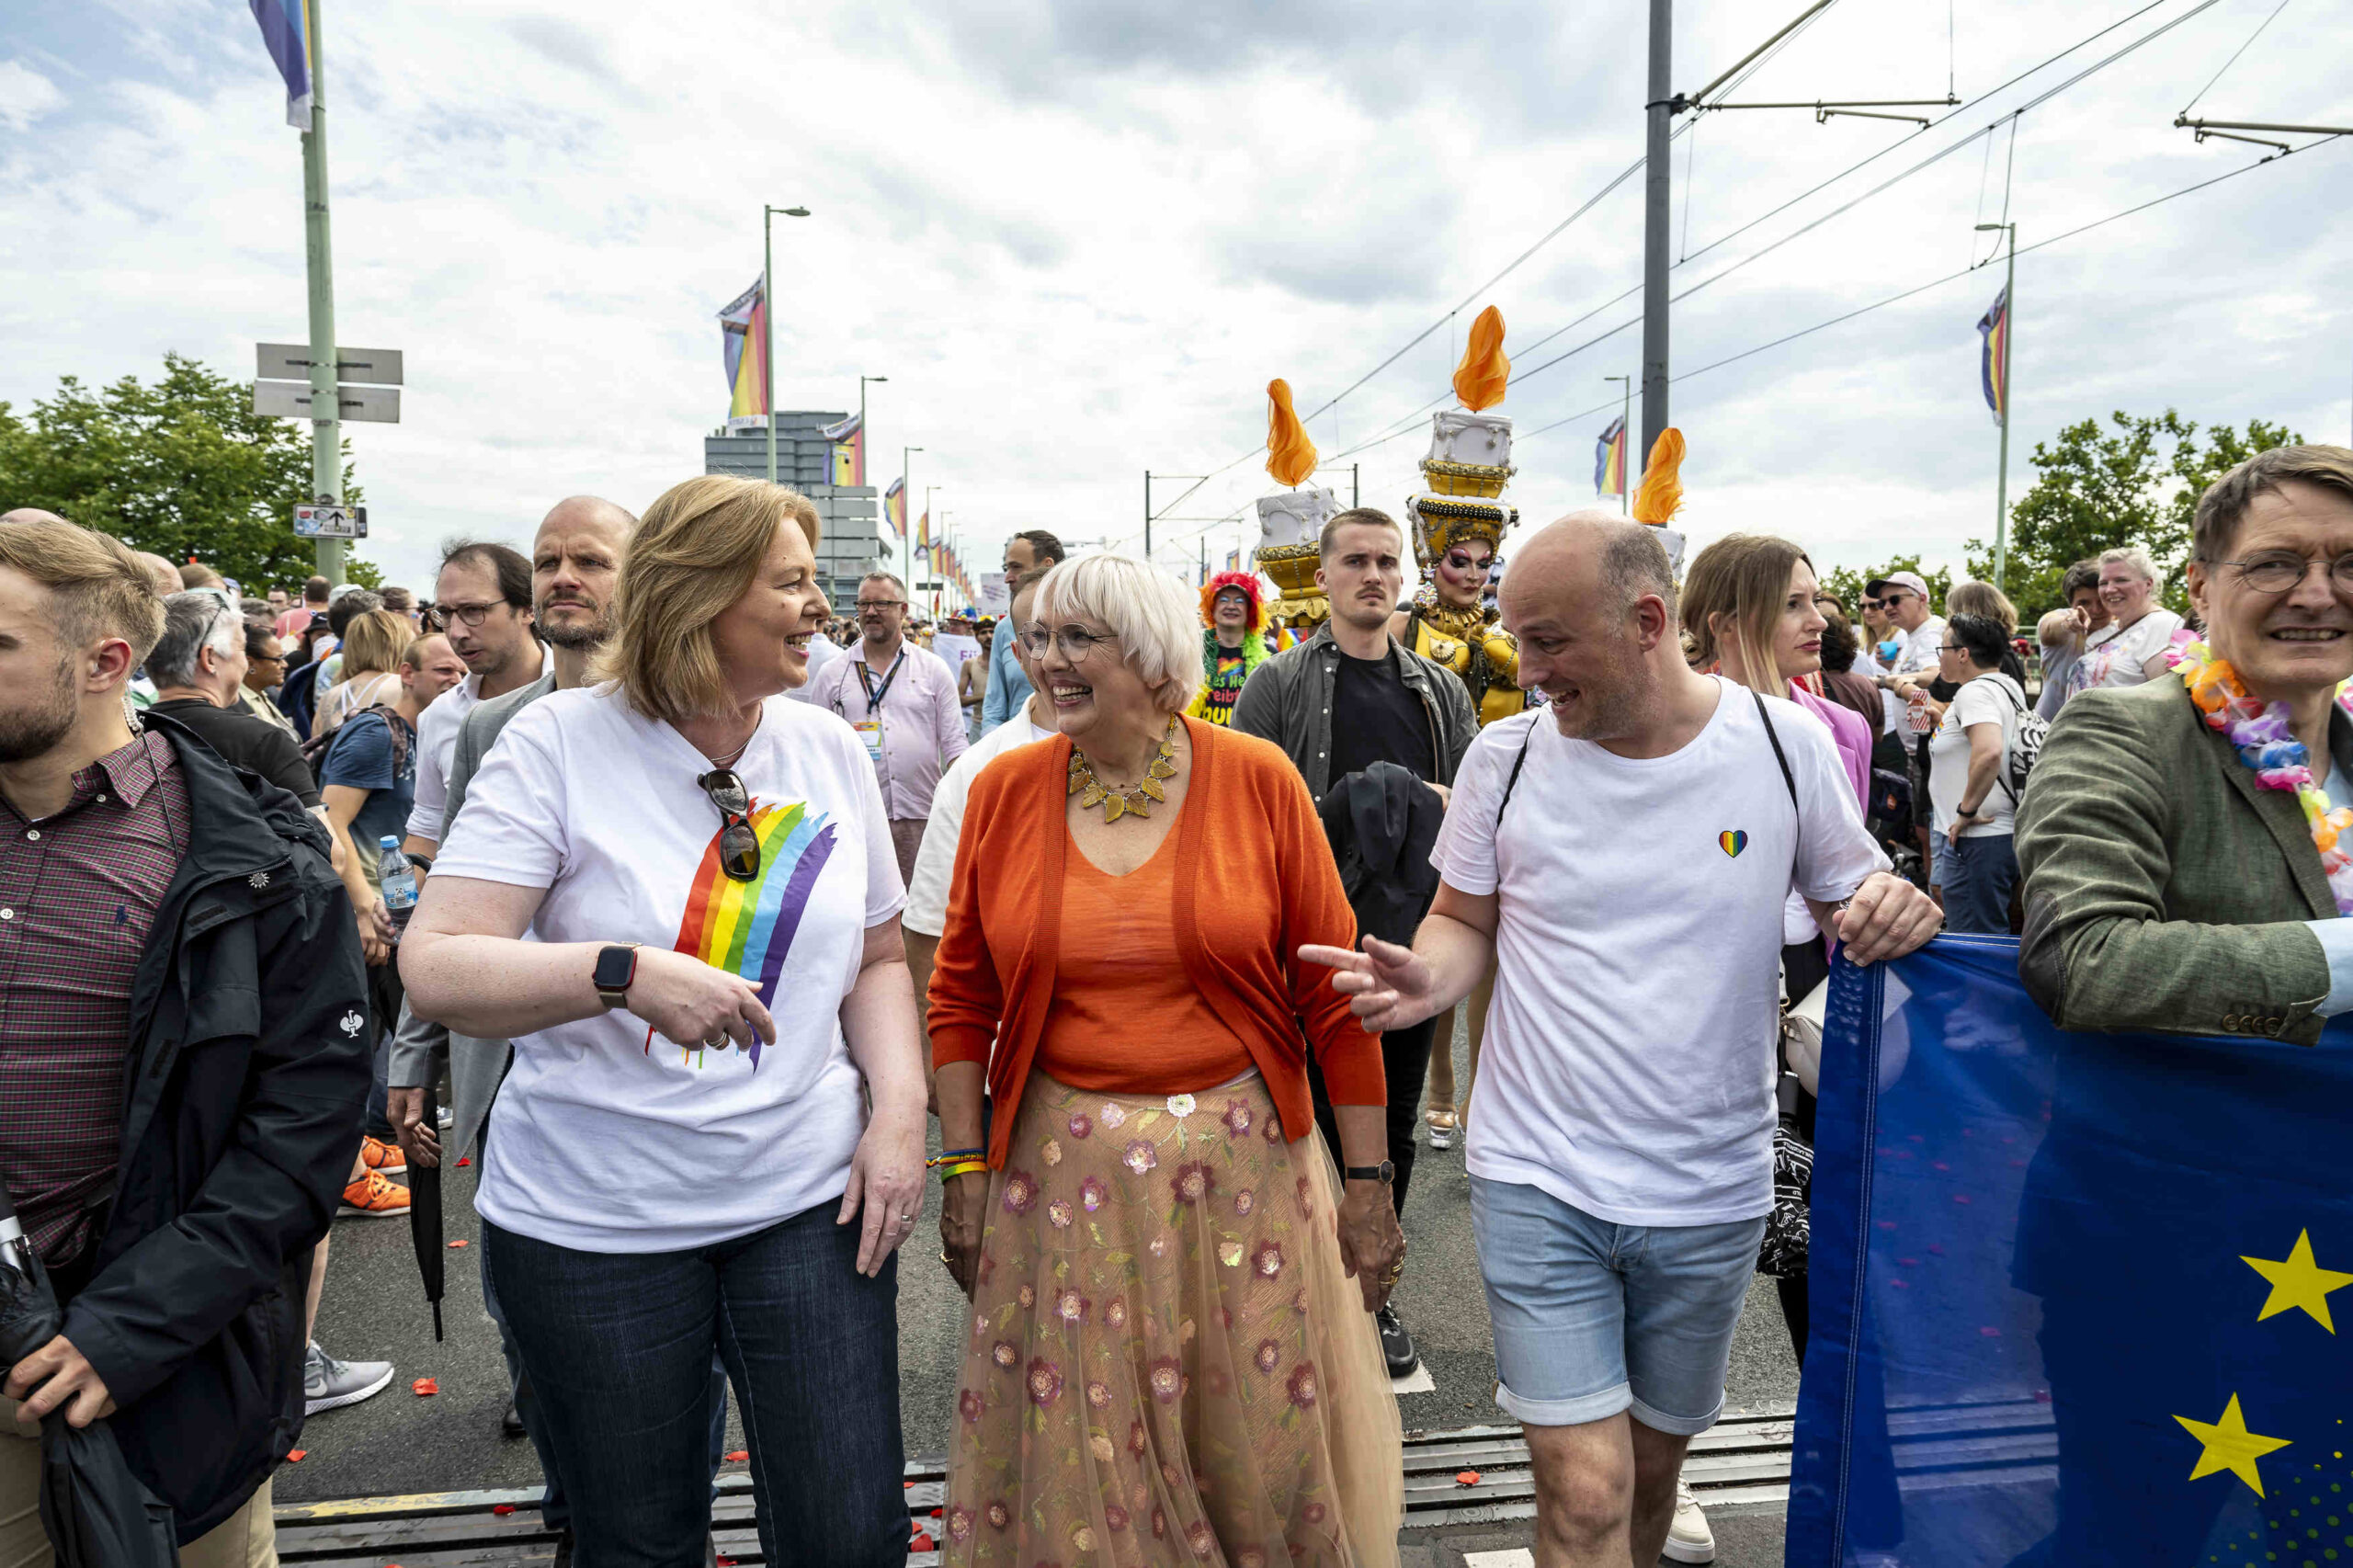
[1977,285,2009,428]
[1788,936,2351,1568]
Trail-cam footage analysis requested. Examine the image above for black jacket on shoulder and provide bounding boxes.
[60,711,369,1541]
[1229,624,1479,801]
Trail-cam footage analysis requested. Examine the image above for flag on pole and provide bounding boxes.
[1977,285,2009,427]
[1226,547,1242,573]
[719,279,767,433]
[248,0,315,130]
[881,478,906,547]
[1594,415,1628,497]
[820,413,865,486]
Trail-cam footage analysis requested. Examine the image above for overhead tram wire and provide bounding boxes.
[1511,137,2345,443]
[2178,0,2292,116]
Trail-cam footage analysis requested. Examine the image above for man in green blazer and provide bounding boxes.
[2017,443,2353,1045]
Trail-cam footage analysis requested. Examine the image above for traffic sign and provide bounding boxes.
[255,381,401,423]
[256,344,404,386]
[293,504,369,540]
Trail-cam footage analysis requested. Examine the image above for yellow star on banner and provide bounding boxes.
[2242,1229,2353,1333]
[2173,1393,2292,1495]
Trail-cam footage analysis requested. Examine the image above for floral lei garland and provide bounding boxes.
[2172,638,2353,915]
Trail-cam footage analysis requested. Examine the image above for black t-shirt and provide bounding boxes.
[148,697,323,809]
[1328,646,1436,787]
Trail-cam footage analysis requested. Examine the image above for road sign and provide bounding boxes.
[256,343,404,385]
[255,381,401,423]
[293,504,369,540]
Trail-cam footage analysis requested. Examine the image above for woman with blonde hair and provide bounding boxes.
[2068,545,2184,694]
[310,606,412,739]
[928,553,1404,1567]
[402,475,926,1565]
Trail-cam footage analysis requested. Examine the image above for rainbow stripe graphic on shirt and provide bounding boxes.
[654,799,837,1069]
[1718,829,1749,858]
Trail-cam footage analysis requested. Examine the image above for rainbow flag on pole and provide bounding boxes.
[820,413,864,486]
[1977,285,2009,427]
[248,0,315,130]
[719,279,767,433]
[1594,415,1628,497]
[881,478,906,547]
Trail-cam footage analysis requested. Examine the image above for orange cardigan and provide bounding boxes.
[927,717,1382,1170]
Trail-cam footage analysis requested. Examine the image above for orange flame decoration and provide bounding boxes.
[1265,379,1318,488]
[1450,306,1511,412]
[1631,427,1686,527]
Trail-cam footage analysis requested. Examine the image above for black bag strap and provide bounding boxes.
[1751,688,1802,875]
[1495,722,1536,833]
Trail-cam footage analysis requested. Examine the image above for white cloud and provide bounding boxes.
[1,0,2348,597]
[0,60,67,132]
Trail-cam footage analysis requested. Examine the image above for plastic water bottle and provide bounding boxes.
[379,836,418,938]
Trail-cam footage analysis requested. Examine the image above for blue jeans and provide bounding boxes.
[1470,1176,1764,1434]
[1941,831,2018,934]
[483,1202,906,1568]
[478,1238,729,1533]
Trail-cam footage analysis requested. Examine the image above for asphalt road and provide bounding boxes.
[291,1022,1797,1565]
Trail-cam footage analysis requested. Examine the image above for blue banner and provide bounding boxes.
[1789,935,2352,1568]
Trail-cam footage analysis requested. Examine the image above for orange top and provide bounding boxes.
[1036,807,1254,1093]
[927,719,1381,1171]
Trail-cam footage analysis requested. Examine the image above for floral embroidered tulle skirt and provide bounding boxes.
[941,1072,1402,1568]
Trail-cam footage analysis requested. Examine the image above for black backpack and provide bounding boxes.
[302,703,412,782]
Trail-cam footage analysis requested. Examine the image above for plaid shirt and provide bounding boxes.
[0,730,188,1265]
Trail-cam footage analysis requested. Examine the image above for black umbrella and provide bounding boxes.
[0,1195,180,1567]
[405,1071,446,1340]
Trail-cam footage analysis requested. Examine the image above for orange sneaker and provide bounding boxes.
[339,1169,411,1218]
[360,1134,406,1176]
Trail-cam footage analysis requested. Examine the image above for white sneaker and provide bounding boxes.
[1663,1476,1716,1563]
[303,1341,394,1415]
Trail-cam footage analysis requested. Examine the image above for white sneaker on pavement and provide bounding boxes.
[1663,1476,1716,1563]
[303,1340,394,1415]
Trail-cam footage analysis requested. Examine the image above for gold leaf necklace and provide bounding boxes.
[1067,716,1179,824]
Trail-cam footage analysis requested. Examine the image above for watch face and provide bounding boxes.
[593,945,636,990]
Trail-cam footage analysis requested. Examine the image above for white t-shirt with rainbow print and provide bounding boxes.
[435,685,905,1252]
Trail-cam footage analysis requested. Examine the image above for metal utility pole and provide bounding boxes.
[1143,472,1153,562]
[1976,221,2017,591]
[301,0,342,579]
[762,204,811,484]
[1640,0,1674,462]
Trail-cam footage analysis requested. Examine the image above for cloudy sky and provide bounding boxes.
[4,0,2347,597]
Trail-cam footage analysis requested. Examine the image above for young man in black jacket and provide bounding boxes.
[0,517,369,1559]
[1232,506,1475,1378]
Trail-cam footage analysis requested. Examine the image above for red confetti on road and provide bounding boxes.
[909,1533,935,1551]
[448,1239,469,1249]
[726,1449,749,1462]
[492,1504,516,1516]
[411,1378,439,1396]
[1455,1470,1482,1486]
[456,1157,472,1167]
[285,1449,306,1462]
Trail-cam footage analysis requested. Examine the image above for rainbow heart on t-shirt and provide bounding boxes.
[1718,829,1748,858]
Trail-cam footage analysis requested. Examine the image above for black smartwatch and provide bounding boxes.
[1343,1161,1396,1185]
[592,943,642,1009]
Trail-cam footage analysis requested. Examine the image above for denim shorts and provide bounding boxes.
[1470,1176,1765,1435]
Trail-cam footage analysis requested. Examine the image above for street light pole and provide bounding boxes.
[301,0,343,579]
[1976,221,2017,592]
[762,204,811,485]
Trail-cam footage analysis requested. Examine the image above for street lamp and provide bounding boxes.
[763,203,812,484]
[1974,221,2017,591]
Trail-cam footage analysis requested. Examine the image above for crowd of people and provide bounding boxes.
[1,437,2349,1568]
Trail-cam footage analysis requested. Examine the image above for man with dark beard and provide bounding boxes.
[0,516,367,1560]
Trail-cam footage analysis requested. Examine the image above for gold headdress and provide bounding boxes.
[1408,306,1519,567]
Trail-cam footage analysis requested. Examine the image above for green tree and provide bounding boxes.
[1964,410,2299,618]
[0,353,372,589]
[1820,553,1953,622]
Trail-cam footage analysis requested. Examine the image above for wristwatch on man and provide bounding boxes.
[1343,1161,1396,1185]
[593,942,642,1009]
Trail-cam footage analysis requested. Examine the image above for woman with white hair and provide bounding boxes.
[2068,546,2185,694]
[927,553,1404,1567]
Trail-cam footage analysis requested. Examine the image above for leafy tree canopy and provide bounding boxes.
[1819,553,1954,623]
[0,352,373,591]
